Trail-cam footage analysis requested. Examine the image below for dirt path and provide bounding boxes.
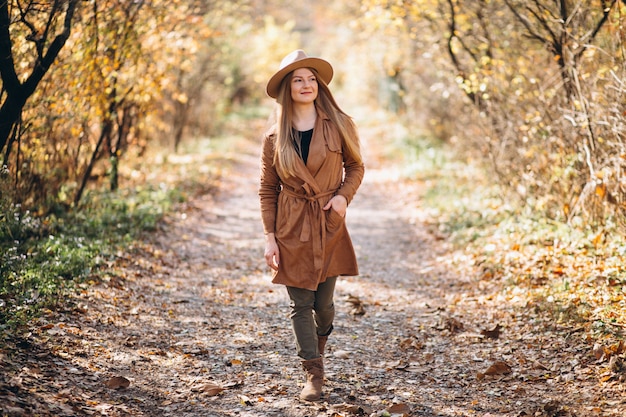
[2,132,625,416]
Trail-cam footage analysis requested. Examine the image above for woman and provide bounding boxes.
[258,50,365,401]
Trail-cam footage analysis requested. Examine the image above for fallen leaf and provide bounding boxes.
[345,294,366,315]
[609,355,624,373]
[543,399,564,415]
[238,394,253,406]
[387,402,411,414]
[201,382,225,396]
[480,324,501,339]
[223,380,243,388]
[442,316,464,333]
[592,343,605,360]
[333,403,362,413]
[333,350,351,359]
[607,340,625,356]
[105,375,130,390]
[532,360,549,370]
[485,360,512,375]
[399,337,423,350]
[332,402,374,415]
[477,360,512,380]
[1,406,25,415]
[392,360,408,370]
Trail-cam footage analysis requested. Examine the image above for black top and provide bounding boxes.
[295,128,314,164]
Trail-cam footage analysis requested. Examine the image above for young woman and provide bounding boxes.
[259,50,365,401]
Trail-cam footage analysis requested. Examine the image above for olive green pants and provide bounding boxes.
[286,277,337,360]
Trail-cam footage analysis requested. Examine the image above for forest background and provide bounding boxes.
[1,0,626,367]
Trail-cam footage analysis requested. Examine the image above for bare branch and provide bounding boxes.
[476,0,494,60]
[526,2,558,40]
[24,0,79,96]
[38,0,63,58]
[504,0,551,45]
[445,0,477,104]
[581,0,617,46]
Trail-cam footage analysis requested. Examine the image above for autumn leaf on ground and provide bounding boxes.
[532,360,550,371]
[592,340,626,361]
[607,340,625,356]
[199,382,225,396]
[345,294,366,315]
[608,355,625,375]
[477,360,512,380]
[332,403,373,414]
[543,399,566,416]
[592,343,605,361]
[238,394,253,406]
[480,324,501,339]
[389,359,408,370]
[387,402,411,415]
[223,380,243,389]
[333,350,352,359]
[399,336,423,350]
[437,316,464,333]
[105,375,130,389]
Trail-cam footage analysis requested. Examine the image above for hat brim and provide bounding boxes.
[266,57,333,99]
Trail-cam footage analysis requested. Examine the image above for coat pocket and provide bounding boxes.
[276,197,305,239]
[326,208,345,231]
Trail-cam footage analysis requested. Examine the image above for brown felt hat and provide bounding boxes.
[266,50,333,99]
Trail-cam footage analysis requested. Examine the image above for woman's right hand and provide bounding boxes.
[264,233,280,271]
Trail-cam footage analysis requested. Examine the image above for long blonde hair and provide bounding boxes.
[272,68,362,179]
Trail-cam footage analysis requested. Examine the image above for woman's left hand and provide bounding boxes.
[323,195,348,217]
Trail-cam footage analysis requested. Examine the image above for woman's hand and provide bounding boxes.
[323,195,348,217]
[264,233,280,271]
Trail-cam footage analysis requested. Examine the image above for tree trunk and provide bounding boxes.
[0,0,79,157]
[0,95,27,157]
[74,121,111,206]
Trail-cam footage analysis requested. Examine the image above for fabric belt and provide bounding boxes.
[281,187,336,272]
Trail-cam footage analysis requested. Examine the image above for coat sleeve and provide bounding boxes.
[336,123,364,205]
[259,132,281,234]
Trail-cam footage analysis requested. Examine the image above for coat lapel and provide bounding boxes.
[292,109,330,196]
[305,115,327,176]
[293,157,320,195]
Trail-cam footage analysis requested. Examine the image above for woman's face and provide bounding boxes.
[290,68,318,105]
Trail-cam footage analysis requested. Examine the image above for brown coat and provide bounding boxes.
[259,110,365,290]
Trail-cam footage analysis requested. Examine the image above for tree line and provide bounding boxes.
[361,0,625,228]
[0,0,291,215]
[1,0,625,230]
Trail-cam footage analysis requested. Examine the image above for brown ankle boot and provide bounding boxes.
[318,335,328,356]
[300,357,324,401]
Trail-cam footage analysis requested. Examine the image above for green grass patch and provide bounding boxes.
[399,135,512,243]
[0,182,182,330]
